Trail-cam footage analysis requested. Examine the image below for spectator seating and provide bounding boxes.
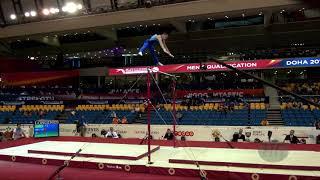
[11,102,320,127]
[250,103,266,110]
[281,109,316,126]
[19,105,64,112]
[76,104,145,112]
[66,110,135,124]
[0,106,16,124]
[0,106,16,112]
[280,102,319,126]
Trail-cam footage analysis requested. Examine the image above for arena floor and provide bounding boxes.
[0,138,320,179]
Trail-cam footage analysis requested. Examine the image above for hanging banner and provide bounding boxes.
[109,57,320,76]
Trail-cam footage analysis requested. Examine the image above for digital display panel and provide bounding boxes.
[34,120,59,138]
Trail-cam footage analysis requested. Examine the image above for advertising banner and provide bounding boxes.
[109,57,320,76]
[175,89,264,98]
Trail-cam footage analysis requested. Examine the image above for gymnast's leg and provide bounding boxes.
[138,40,149,55]
[149,45,162,66]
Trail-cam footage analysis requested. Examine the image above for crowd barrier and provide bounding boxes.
[1,124,319,144]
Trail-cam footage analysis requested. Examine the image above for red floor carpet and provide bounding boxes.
[0,160,198,180]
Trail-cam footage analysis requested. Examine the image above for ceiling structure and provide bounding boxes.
[0,0,317,61]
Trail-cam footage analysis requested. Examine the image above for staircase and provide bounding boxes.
[264,85,281,109]
[132,107,154,124]
[266,109,284,125]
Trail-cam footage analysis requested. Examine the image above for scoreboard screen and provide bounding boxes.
[34,120,59,138]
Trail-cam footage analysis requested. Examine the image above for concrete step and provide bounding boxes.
[266,108,284,126]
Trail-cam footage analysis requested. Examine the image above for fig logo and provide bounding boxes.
[150,67,159,72]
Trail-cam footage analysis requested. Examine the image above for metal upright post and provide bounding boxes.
[146,68,151,163]
[172,79,177,148]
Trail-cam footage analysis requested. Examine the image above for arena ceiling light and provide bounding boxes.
[42,9,50,15]
[30,11,37,17]
[50,8,60,14]
[43,8,59,15]
[24,12,30,17]
[10,14,17,20]
[62,2,83,13]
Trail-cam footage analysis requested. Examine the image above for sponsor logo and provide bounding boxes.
[135,130,159,135]
[174,131,194,136]
[115,67,159,75]
[105,165,122,170]
[86,128,99,132]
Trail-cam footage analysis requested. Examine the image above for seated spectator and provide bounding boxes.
[3,128,13,141]
[163,128,174,140]
[238,129,246,142]
[92,133,98,138]
[212,130,221,142]
[231,132,239,142]
[0,132,3,142]
[315,120,320,130]
[111,111,117,118]
[100,129,107,136]
[112,117,119,124]
[283,130,299,144]
[13,123,26,140]
[121,116,128,124]
[105,127,119,138]
[231,129,246,142]
[260,119,269,126]
[176,112,183,121]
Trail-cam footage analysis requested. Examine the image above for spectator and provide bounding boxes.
[121,116,128,124]
[283,130,299,144]
[13,123,26,140]
[111,111,117,118]
[100,129,107,136]
[231,132,239,142]
[77,116,87,137]
[3,128,13,141]
[105,127,119,138]
[212,130,221,142]
[112,117,119,124]
[92,133,98,138]
[231,129,245,142]
[238,129,246,142]
[315,120,320,130]
[0,132,4,142]
[163,128,174,140]
[260,119,269,126]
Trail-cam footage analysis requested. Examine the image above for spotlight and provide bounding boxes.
[30,11,37,17]
[62,2,82,13]
[77,4,83,10]
[50,8,56,14]
[42,9,50,15]
[62,6,67,12]
[10,14,17,20]
[25,12,30,17]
